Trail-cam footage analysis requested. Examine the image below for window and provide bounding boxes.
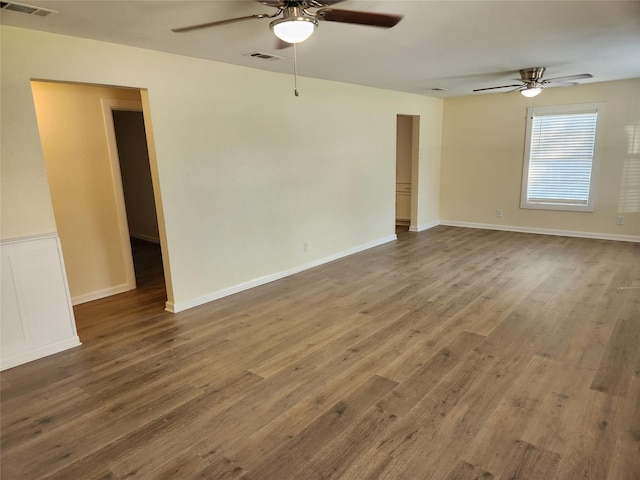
[619,125,640,213]
[521,103,604,212]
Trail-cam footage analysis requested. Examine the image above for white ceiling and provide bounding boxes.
[2,0,639,97]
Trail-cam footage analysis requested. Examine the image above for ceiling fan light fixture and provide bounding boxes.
[520,87,542,98]
[270,16,317,44]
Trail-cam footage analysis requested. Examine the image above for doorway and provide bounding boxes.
[396,115,419,229]
[31,81,168,313]
[111,108,163,288]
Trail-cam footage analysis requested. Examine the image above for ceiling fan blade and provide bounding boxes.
[172,14,270,33]
[309,0,347,5]
[544,73,593,83]
[473,84,523,92]
[542,81,579,88]
[316,8,403,28]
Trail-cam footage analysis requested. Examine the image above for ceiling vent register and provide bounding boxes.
[247,52,284,60]
[0,1,57,17]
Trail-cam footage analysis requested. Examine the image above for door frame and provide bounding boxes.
[101,98,143,292]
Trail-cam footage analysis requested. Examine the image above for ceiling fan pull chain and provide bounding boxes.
[293,42,299,97]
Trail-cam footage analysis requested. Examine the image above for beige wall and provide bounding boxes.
[416,105,443,229]
[396,115,413,184]
[30,81,142,302]
[1,26,443,310]
[440,79,640,238]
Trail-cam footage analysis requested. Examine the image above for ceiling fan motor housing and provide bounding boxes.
[472,67,592,94]
[520,67,546,85]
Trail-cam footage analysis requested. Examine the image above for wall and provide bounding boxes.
[415,104,443,231]
[440,79,640,240]
[1,26,443,316]
[31,82,142,303]
[396,115,413,184]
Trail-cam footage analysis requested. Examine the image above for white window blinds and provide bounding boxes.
[521,104,602,212]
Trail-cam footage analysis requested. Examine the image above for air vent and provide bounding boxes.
[0,1,57,17]
[245,52,284,61]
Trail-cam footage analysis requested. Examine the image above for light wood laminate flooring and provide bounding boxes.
[1,227,639,479]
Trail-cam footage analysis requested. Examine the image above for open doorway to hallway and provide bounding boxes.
[396,114,419,229]
[111,109,163,288]
[31,81,168,335]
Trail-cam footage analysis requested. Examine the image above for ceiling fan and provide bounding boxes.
[172,1,403,45]
[473,67,593,97]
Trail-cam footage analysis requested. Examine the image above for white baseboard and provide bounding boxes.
[166,234,398,313]
[0,336,81,371]
[165,220,638,314]
[409,221,439,233]
[72,283,134,305]
[439,220,640,243]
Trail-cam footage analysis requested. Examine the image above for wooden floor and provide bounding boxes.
[1,227,639,479]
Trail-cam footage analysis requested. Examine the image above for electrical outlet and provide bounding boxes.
[303,242,308,252]
[496,209,503,218]
[616,215,624,225]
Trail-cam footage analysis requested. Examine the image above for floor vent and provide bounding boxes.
[0,1,57,17]
[246,52,284,61]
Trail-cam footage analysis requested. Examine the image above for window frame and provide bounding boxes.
[520,103,605,212]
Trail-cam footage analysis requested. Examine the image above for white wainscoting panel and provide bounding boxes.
[1,234,81,370]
